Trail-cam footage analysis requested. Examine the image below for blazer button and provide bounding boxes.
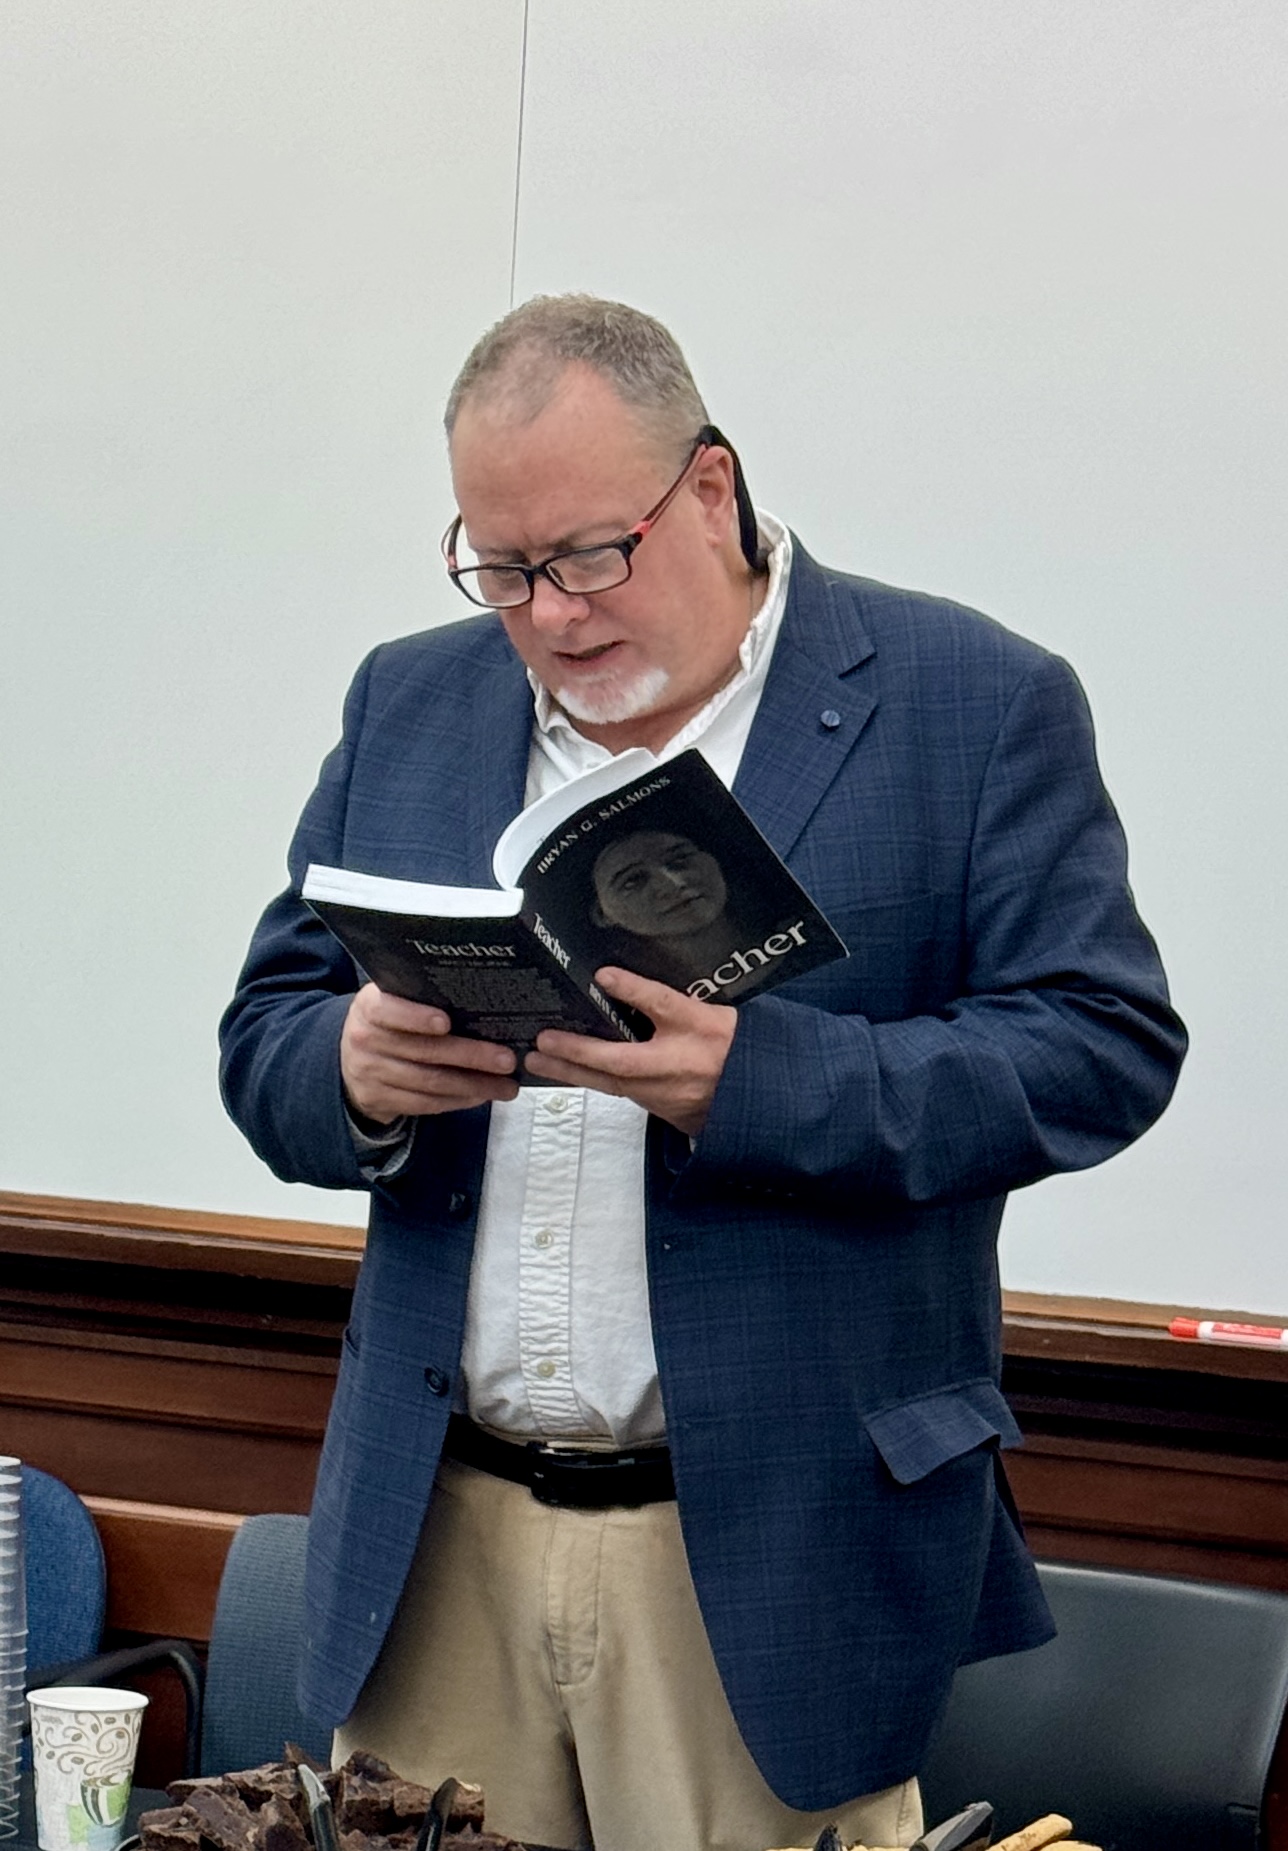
[424,1366,450,1396]
[820,708,842,730]
[446,1190,473,1220]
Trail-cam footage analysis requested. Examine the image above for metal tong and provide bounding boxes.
[810,1799,994,1851]
[411,1778,460,1851]
[298,1766,341,1851]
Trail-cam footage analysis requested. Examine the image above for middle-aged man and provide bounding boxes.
[220,295,1186,1851]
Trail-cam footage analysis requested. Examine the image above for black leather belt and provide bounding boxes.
[444,1413,676,1509]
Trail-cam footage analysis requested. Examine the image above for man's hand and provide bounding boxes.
[525,967,737,1137]
[340,983,519,1123]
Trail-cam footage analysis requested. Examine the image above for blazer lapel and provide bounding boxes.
[464,636,533,886]
[733,541,878,860]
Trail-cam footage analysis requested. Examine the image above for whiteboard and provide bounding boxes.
[0,1,525,1224]
[4,1,1285,1312]
[513,0,1288,1313]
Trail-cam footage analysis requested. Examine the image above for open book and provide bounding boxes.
[303,748,846,1063]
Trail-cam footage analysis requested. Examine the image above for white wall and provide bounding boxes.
[1,1,524,1223]
[4,3,1285,1311]
[512,0,1288,1312]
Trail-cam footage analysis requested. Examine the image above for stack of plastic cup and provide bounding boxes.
[0,1457,26,1840]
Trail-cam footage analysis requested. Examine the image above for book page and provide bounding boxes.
[302,865,522,917]
[490,747,659,888]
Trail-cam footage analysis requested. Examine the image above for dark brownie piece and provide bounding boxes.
[168,1779,239,1807]
[154,1756,513,1851]
[256,1796,313,1851]
[230,1764,310,1819]
[138,1805,202,1851]
[186,1784,260,1851]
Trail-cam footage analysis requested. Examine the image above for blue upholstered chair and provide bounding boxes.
[200,1513,330,1773]
[22,1473,326,1777]
[22,1465,107,1682]
[21,1466,202,1774]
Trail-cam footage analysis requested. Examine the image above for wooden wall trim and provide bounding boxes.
[5,1187,1286,1615]
[86,1498,243,1641]
[1004,1289,1288,1328]
[0,1190,364,1287]
[1003,1293,1288,1382]
[5,1186,1288,1396]
[5,1324,336,1434]
[5,1191,1286,1364]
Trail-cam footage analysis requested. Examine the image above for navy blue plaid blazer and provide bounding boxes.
[220,541,1185,1807]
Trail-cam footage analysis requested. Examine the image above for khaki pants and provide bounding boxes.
[335,1457,921,1851]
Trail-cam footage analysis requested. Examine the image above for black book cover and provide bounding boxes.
[303,748,846,1068]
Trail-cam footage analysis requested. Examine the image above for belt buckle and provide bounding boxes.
[527,1448,587,1509]
[525,1438,614,1508]
[527,1461,567,1507]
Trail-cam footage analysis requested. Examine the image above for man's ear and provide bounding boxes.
[691,444,738,544]
[695,423,765,570]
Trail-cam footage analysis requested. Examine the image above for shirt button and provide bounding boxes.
[534,1229,555,1249]
[544,1092,569,1115]
[535,1360,557,1379]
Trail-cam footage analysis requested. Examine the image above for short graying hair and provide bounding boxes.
[444,294,709,462]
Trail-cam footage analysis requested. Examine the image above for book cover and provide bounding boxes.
[303,749,846,1066]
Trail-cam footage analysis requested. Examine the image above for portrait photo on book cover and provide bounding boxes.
[523,758,843,1005]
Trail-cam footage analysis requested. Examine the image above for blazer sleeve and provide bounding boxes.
[690,651,1187,1207]
[218,652,380,1189]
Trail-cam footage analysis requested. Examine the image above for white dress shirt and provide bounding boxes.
[460,516,793,1445]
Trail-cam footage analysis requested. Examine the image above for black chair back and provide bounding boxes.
[919,1560,1288,1849]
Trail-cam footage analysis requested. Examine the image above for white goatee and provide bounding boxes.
[553,665,671,727]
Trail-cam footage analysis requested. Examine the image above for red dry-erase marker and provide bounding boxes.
[1169,1317,1288,1349]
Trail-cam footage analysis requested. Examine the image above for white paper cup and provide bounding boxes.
[27,1689,148,1851]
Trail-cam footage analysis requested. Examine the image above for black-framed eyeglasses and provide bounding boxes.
[442,433,709,610]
